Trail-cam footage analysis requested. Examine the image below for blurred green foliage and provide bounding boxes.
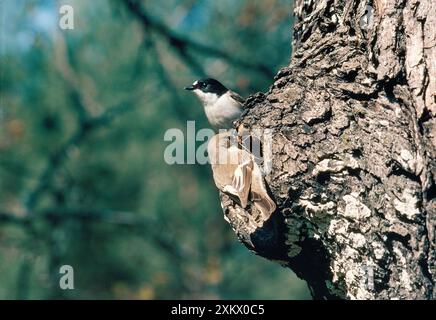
[0,0,310,299]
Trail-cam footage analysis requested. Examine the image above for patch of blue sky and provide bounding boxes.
[177,0,211,31]
[1,0,57,54]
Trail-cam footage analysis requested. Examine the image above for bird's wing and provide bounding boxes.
[227,156,253,208]
[229,91,245,106]
[208,132,276,218]
[208,132,252,208]
[250,162,276,220]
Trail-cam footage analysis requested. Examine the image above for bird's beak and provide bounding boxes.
[184,85,195,91]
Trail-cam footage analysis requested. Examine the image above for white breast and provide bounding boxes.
[195,90,242,130]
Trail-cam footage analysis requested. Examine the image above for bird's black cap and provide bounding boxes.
[184,78,228,96]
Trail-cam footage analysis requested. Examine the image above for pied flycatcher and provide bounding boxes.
[184,78,244,130]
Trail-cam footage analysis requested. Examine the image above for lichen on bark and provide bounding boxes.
[219,0,435,299]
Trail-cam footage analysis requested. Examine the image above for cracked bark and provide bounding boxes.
[220,0,435,299]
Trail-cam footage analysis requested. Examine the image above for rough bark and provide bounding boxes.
[220,0,435,299]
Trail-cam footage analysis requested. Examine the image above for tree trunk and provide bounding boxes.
[221,0,435,299]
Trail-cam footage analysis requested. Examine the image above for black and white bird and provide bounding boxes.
[184,78,244,130]
[185,78,276,221]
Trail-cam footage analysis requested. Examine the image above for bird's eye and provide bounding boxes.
[201,82,207,88]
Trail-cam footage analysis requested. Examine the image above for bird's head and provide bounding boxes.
[184,78,228,102]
